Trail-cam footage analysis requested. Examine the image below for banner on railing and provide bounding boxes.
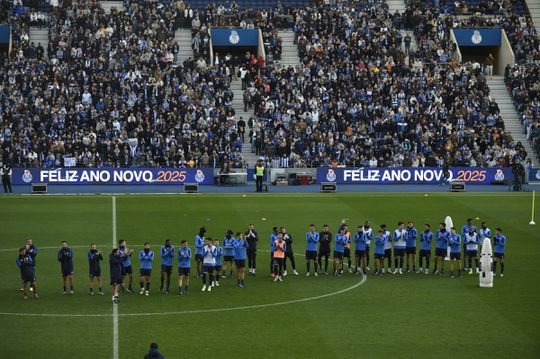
[12,168,214,185]
[453,28,501,46]
[528,168,540,182]
[316,167,512,185]
[210,28,259,46]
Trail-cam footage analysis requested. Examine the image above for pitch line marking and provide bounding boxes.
[0,272,367,318]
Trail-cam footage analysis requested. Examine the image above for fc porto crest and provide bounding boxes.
[326,169,337,182]
[194,169,205,183]
[471,30,482,45]
[229,30,240,45]
[22,169,33,183]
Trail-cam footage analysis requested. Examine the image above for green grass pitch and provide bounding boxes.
[0,192,539,358]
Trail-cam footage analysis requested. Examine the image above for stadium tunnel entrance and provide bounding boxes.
[210,27,265,66]
[459,45,499,72]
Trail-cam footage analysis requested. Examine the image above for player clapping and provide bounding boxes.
[58,241,74,295]
[201,238,216,292]
[448,227,462,278]
[234,233,248,288]
[405,221,418,273]
[373,228,386,276]
[139,243,154,296]
[492,228,506,278]
[418,224,433,274]
[353,225,367,275]
[17,248,38,300]
[160,239,174,294]
[109,248,123,304]
[464,226,480,274]
[87,244,104,296]
[305,224,319,277]
[177,240,191,295]
[333,226,348,276]
[433,223,449,276]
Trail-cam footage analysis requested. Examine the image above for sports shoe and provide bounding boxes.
[23,294,28,300]
[392,270,398,275]
[399,269,403,275]
[211,282,215,287]
[314,272,318,277]
[99,291,104,296]
[126,288,134,294]
[306,272,310,277]
[215,281,220,287]
[348,268,352,273]
[469,269,473,275]
[293,270,299,276]
[201,285,206,292]
[90,291,95,296]
[500,273,504,278]
[451,275,454,279]
[69,290,74,296]
[425,269,429,274]
[406,269,411,273]
[20,287,23,292]
[30,287,33,292]
[432,269,438,275]
[374,270,379,275]
[179,288,184,295]
[63,291,66,295]
[366,266,370,271]
[283,270,288,276]
[325,271,328,275]
[238,284,244,288]
[140,288,145,295]
[381,268,386,274]
[476,268,480,274]
[278,276,283,282]
[145,290,149,296]
[274,275,279,282]
[221,275,226,279]
[207,285,212,292]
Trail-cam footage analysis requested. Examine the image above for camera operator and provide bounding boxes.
[512,160,524,191]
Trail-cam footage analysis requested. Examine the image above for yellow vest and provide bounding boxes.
[256,165,264,176]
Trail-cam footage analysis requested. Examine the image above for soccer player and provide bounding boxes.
[272,233,286,282]
[22,238,37,293]
[341,224,353,273]
[282,227,298,276]
[353,225,366,275]
[87,244,104,296]
[382,224,392,273]
[363,221,373,271]
[234,233,248,287]
[201,238,216,292]
[213,239,223,287]
[418,224,433,274]
[222,229,236,278]
[17,248,38,299]
[479,222,492,242]
[177,240,191,295]
[245,224,259,275]
[305,224,319,276]
[139,243,154,296]
[333,226,348,276]
[195,227,206,277]
[318,224,332,275]
[269,227,279,274]
[433,223,449,276]
[392,222,407,274]
[109,248,123,304]
[492,228,506,277]
[448,227,462,278]
[58,241,74,295]
[464,226,480,274]
[160,239,174,294]
[405,221,418,273]
[373,228,386,276]
[118,239,134,293]
[461,218,477,271]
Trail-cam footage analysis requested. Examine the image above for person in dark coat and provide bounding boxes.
[144,343,165,359]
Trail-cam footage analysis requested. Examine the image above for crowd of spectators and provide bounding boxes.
[0,0,536,170]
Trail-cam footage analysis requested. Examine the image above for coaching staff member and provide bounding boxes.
[1,164,12,194]
[245,224,258,275]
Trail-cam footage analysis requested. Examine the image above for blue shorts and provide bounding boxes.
[161,265,172,273]
[494,252,504,259]
[61,264,73,277]
[122,265,132,275]
[235,259,245,269]
[333,251,344,259]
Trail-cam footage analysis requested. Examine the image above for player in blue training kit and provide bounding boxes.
[418,224,433,274]
[373,228,386,276]
[195,227,206,278]
[405,221,418,273]
[118,239,134,293]
[213,239,223,287]
[305,224,319,276]
[58,241,74,295]
[464,226,480,274]
[234,233,248,287]
[448,227,462,278]
[222,229,236,278]
[17,247,38,299]
[21,238,37,293]
[479,222,492,242]
[333,226,349,276]
[353,225,367,275]
[201,238,217,292]
[269,227,279,274]
[461,218,477,270]
[492,228,507,277]
[138,243,154,296]
[392,222,407,274]
[433,223,449,276]
[160,239,174,294]
[87,244,104,296]
[381,224,392,273]
[177,240,191,294]
[363,221,373,271]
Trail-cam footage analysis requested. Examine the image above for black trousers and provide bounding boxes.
[283,252,295,270]
[255,176,263,192]
[2,177,11,193]
[318,251,330,271]
[247,249,257,268]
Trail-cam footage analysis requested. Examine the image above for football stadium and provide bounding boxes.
[1,0,540,358]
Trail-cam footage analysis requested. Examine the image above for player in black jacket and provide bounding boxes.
[88,244,104,296]
[318,224,332,275]
[282,227,298,276]
[245,224,259,275]
[110,248,123,304]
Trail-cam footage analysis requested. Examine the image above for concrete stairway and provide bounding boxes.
[29,27,49,58]
[174,29,194,64]
[526,0,540,35]
[487,76,537,165]
[387,0,407,13]
[99,1,124,14]
[230,79,259,167]
[401,30,418,53]
[278,30,301,67]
